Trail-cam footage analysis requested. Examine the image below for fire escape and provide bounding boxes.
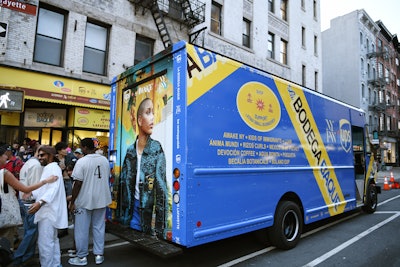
[129,0,206,48]
[367,48,398,139]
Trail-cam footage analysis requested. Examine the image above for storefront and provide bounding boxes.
[0,66,110,151]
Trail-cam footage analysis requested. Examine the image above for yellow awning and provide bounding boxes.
[0,66,111,110]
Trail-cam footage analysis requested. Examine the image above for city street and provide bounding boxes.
[55,168,400,267]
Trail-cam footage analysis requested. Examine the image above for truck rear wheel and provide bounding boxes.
[362,184,378,214]
[267,201,302,250]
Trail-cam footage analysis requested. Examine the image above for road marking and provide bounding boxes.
[216,212,360,267]
[217,247,276,267]
[302,212,400,267]
[218,195,400,267]
[377,194,400,206]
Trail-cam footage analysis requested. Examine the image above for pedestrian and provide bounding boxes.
[74,148,84,160]
[13,146,43,266]
[0,146,57,250]
[1,144,25,249]
[68,138,111,266]
[28,145,68,267]
[55,142,77,238]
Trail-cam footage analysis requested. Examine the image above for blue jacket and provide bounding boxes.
[118,137,169,238]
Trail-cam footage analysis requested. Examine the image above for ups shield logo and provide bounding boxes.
[339,119,351,153]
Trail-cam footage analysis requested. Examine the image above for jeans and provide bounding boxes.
[13,200,38,265]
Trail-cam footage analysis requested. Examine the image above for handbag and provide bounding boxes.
[0,169,22,228]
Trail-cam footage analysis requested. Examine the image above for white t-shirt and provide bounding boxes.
[19,157,43,200]
[72,153,112,210]
[32,162,68,229]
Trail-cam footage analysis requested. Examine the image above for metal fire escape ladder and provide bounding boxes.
[130,0,172,48]
[149,3,172,48]
[178,0,199,28]
[176,0,206,45]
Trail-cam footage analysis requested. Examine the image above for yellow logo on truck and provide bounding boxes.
[237,82,281,132]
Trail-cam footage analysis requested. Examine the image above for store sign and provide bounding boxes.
[72,107,109,130]
[0,0,37,16]
[0,88,24,112]
[24,108,66,127]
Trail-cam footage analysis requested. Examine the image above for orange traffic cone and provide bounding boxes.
[383,176,390,191]
[389,172,395,189]
[390,172,395,183]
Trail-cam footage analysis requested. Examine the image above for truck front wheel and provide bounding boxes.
[267,201,302,250]
[362,184,378,214]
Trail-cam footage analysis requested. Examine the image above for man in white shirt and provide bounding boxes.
[13,147,43,266]
[28,145,68,267]
[69,138,111,266]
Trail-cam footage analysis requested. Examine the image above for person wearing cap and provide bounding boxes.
[2,144,24,180]
[74,148,84,160]
[28,145,68,267]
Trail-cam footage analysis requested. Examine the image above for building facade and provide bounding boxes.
[0,0,322,149]
[322,10,400,167]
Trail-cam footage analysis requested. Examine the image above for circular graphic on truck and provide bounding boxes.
[237,82,281,132]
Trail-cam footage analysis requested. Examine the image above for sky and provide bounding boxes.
[320,0,400,36]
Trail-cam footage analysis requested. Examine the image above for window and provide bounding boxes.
[268,32,275,59]
[83,22,108,75]
[359,32,363,46]
[377,39,382,52]
[314,35,318,55]
[302,65,306,86]
[280,39,288,64]
[314,71,318,91]
[313,0,317,19]
[280,0,287,21]
[268,0,274,13]
[34,6,65,66]
[134,35,154,65]
[361,58,364,75]
[211,2,222,35]
[301,27,305,47]
[242,19,251,48]
[361,84,365,98]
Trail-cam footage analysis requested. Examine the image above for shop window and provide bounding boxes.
[33,5,66,66]
[134,36,154,65]
[83,22,108,75]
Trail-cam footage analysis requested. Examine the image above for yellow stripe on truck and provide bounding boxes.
[186,44,242,106]
[275,78,346,216]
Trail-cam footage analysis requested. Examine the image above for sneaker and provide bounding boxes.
[95,255,104,265]
[68,224,75,229]
[68,249,76,257]
[68,256,87,266]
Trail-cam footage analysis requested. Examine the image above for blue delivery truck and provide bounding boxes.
[107,41,380,257]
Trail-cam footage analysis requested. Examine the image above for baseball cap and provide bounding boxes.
[74,148,83,154]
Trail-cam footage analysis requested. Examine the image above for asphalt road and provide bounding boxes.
[55,168,400,267]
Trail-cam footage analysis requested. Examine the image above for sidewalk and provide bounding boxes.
[16,224,120,266]
[375,166,400,183]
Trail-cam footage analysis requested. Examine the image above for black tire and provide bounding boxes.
[267,201,302,250]
[362,184,378,214]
